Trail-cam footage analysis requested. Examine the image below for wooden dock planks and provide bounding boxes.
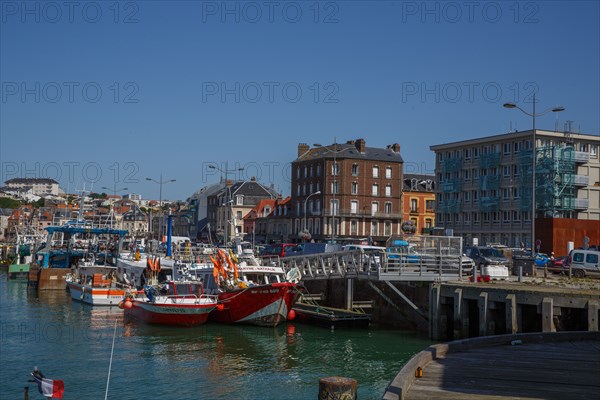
[406,340,600,400]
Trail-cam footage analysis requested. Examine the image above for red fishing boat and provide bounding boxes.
[187,248,301,327]
[122,281,218,327]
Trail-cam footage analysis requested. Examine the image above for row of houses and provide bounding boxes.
[3,129,598,252]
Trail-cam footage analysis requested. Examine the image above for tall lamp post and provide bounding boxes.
[146,174,176,242]
[208,163,244,246]
[503,94,565,253]
[301,190,321,241]
[101,184,128,228]
[314,140,353,243]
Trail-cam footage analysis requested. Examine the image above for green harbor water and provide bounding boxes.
[0,275,431,399]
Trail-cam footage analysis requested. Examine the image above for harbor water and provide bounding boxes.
[0,276,431,399]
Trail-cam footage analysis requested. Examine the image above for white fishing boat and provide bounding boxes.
[67,261,141,306]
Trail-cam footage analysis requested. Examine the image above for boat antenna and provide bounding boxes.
[104,318,118,400]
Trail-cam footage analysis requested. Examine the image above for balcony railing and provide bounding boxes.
[562,174,590,187]
[574,151,590,164]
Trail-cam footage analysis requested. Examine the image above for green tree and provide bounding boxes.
[0,197,22,209]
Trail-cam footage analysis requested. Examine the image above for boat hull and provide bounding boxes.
[210,282,299,327]
[126,299,216,327]
[8,263,29,280]
[67,282,133,306]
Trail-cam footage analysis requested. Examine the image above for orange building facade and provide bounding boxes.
[402,174,436,235]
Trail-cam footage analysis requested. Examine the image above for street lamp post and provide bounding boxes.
[503,94,565,252]
[301,190,321,241]
[101,184,128,229]
[208,163,244,247]
[146,174,176,242]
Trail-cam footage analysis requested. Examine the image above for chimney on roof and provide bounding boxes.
[391,143,401,153]
[298,143,309,158]
[356,138,366,153]
[251,176,257,181]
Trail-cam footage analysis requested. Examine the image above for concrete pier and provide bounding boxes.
[430,281,600,341]
[383,331,600,400]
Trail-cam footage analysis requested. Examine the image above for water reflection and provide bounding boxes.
[1,277,431,400]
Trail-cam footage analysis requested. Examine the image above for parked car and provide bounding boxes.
[567,249,600,278]
[464,246,510,269]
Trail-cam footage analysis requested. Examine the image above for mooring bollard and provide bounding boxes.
[23,387,29,400]
[518,265,523,282]
[318,376,357,400]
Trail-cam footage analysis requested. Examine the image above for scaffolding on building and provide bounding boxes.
[536,144,589,217]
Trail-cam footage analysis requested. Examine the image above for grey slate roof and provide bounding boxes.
[298,145,403,163]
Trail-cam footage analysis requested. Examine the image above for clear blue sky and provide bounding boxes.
[1,0,598,201]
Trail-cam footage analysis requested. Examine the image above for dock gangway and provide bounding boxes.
[271,249,465,282]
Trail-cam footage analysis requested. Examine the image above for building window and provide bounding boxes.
[591,144,598,158]
[503,211,510,222]
[372,184,378,196]
[514,142,521,152]
[317,165,321,176]
[371,220,378,236]
[296,167,300,179]
[464,170,470,181]
[385,185,392,197]
[513,210,520,222]
[331,181,339,194]
[426,200,434,211]
[373,166,379,178]
[474,148,480,158]
[385,167,392,179]
[350,200,358,214]
[310,165,313,177]
[384,221,392,236]
[351,164,359,176]
[237,211,243,219]
[350,220,358,235]
[384,202,392,214]
[464,148,471,160]
[330,199,339,216]
[236,195,243,205]
[464,191,471,203]
[410,199,418,212]
[332,163,339,176]
[351,182,358,195]
[371,202,378,216]
[503,143,511,155]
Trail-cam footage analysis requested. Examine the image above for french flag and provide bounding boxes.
[32,374,64,399]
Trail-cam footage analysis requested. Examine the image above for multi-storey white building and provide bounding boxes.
[3,178,61,197]
[431,129,599,249]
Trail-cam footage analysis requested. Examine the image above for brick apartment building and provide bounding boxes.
[292,138,404,245]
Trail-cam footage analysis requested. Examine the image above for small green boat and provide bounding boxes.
[8,262,30,280]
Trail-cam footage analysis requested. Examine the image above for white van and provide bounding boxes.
[568,249,600,278]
